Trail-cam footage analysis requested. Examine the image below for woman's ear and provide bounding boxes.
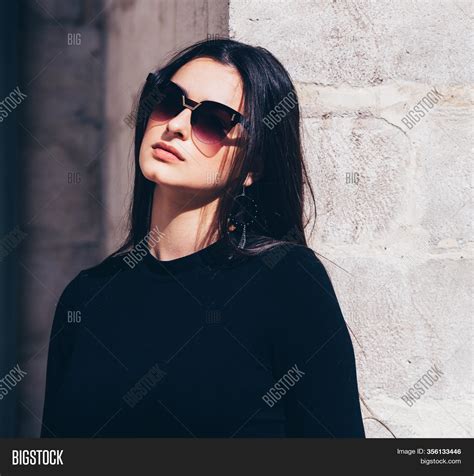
[243,173,253,187]
[243,171,261,187]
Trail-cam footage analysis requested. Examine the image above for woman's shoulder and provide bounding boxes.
[258,241,340,308]
[56,253,131,305]
[258,241,329,278]
[81,250,136,277]
[258,242,347,337]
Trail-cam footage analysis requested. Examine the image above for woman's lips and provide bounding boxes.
[151,142,185,162]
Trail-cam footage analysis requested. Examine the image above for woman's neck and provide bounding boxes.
[148,184,220,261]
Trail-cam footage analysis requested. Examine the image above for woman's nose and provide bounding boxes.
[165,108,192,140]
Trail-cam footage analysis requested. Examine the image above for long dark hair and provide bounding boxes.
[111,38,316,257]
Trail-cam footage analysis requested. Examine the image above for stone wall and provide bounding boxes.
[229,0,473,437]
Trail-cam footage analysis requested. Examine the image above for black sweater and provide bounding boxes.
[41,239,365,437]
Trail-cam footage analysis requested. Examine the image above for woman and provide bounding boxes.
[41,39,366,438]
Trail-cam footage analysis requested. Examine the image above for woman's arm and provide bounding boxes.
[40,274,81,437]
[270,245,365,437]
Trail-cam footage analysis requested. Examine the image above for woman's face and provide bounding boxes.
[139,57,247,197]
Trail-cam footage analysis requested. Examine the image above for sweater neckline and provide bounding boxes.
[141,238,232,276]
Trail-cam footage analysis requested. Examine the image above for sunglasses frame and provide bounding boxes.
[145,72,248,134]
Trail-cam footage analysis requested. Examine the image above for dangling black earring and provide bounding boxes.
[227,185,258,249]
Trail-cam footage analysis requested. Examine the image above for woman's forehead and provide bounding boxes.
[171,58,244,110]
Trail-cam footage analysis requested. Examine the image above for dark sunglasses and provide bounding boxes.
[145,73,247,156]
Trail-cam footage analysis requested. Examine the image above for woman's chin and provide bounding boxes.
[140,161,180,185]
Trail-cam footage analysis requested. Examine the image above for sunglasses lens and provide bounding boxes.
[145,78,241,156]
[192,103,233,145]
[149,83,182,123]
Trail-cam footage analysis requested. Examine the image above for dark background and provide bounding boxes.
[1,0,227,437]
